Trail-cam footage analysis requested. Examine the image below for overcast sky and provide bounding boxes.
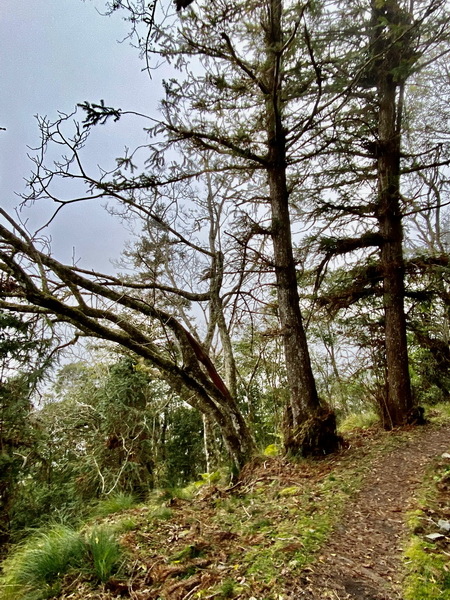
[1,0,164,271]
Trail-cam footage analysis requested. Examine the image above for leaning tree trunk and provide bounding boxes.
[265,0,339,456]
[373,0,423,427]
[165,327,257,471]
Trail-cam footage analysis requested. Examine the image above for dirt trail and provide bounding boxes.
[295,423,450,600]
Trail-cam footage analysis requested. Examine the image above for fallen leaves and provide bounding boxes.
[56,424,450,600]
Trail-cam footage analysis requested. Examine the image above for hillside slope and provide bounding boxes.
[2,420,449,600]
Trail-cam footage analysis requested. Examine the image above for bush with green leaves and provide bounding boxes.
[0,311,53,548]
[161,404,206,487]
[3,353,211,541]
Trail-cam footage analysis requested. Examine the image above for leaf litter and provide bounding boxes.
[57,423,450,600]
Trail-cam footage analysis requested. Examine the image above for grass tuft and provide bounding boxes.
[154,487,192,504]
[112,516,137,533]
[85,527,123,582]
[338,410,379,432]
[148,506,173,521]
[0,524,124,599]
[0,525,86,600]
[92,492,138,517]
[219,578,237,598]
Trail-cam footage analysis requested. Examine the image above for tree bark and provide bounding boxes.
[373,0,423,427]
[265,0,339,455]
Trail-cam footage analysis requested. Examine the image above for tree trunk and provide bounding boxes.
[265,0,339,456]
[374,0,423,427]
[163,359,255,472]
[202,414,220,473]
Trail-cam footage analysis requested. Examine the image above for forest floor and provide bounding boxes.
[43,417,450,599]
[297,420,450,600]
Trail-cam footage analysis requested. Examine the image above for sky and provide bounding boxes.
[0,0,164,271]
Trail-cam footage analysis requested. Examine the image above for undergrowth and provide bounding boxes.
[85,527,123,583]
[0,524,124,600]
[91,492,138,518]
[403,452,450,600]
[425,401,450,425]
[2,420,446,600]
[338,410,380,432]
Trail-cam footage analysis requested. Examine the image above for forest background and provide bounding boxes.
[0,0,449,554]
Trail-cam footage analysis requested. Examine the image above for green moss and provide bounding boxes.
[263,444,280,457]
[406,509,424,533]
[243,545,280,581]
[404,537,450,600]
[218,579,238,598]
[248,518,273,532]
[403,456,450,600]
[279,486,301,497]
[240,481,355,584]
[171,545,205,562]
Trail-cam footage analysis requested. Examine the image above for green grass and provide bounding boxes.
[3,426,432,600]
[232,462,366,588]
[218,578,239,598]
[403,456,450,600]
[0,524,124,600]
[85,527,123,582]
[92,492,138,517]
[338,410,380,432]
[0,525,86,600]
[170,544,205,562]
[424,401,450,425]
[148,506,173,521]
[154,487,193,503]
[111,516,137,533]
[404,537,450,600]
